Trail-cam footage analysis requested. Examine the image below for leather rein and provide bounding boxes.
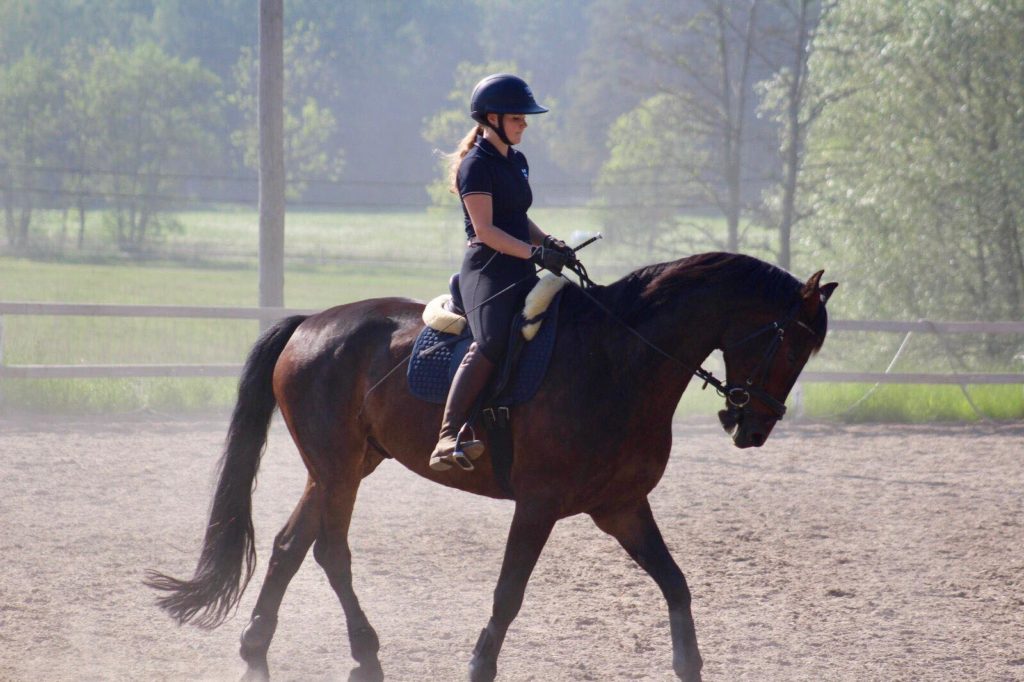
[562,259,809,421]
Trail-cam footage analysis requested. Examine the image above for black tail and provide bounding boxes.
[144,315,307,629]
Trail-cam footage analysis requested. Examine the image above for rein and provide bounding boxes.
[360,244,797,422]
[558,264,797,420]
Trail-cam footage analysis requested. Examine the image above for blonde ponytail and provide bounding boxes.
[446,125,483,194]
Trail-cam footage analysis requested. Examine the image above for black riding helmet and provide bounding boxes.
[470,73,548,146]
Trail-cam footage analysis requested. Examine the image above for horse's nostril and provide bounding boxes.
[749,432,765,447]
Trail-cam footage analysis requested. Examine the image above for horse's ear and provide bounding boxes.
[801,270,825,299]
[801,271,838,312]
[819,281,838,304]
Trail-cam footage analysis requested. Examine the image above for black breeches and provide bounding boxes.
[460,244,537,363]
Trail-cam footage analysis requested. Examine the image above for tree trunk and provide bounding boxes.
[778,1,811,271]
[17,201,32,250]
[77,195,87,250]
[59,206,69,254]
[714,2,739,252]
[714,0,759,253]
[3,188,15,247]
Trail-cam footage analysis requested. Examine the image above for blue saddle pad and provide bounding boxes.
[407,291,562,405]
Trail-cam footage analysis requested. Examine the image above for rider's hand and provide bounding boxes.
[542,235,577,264]
[529,245,568,276]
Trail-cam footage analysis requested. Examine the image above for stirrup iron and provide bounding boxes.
[452,425,483,471]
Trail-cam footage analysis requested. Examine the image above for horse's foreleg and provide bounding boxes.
[313,473,383,682]
[239,479,321,681]
[591,499,703,682]
[469,502,557,682]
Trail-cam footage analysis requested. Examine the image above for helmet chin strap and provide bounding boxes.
[486,113,513,146]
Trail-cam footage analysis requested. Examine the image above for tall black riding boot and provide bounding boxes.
[429,342,495,472]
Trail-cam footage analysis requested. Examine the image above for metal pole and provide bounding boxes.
[258,0,285,328]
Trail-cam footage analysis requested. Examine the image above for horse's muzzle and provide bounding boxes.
[719,407,775,449]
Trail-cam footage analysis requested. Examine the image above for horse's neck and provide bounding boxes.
[627,285,733,409]
[641,289,728,369]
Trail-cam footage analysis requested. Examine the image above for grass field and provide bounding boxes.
[1,208,1021,420]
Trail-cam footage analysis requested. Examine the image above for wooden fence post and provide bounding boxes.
[0,314,5,407]
[258,0,286,331]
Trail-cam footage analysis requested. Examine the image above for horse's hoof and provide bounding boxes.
[469,626,499,682]
[348,661,384,682]
[673,656,703,682]
[240,664,270,682]
[468,658,497,682]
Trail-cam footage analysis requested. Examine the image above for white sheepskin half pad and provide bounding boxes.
[422,294,466,335]
[521,274,568,340]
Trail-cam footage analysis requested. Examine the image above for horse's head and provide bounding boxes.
[718,270,837,448]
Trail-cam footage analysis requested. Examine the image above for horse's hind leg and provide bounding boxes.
[591,498,703,682]
[313,461,383,682]
[239,478,322,681]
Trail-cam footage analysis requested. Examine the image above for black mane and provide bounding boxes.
[568,253,799,315]
[642,252,802,308]
[562,252,827,350]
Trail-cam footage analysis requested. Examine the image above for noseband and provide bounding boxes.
[712,303,800,420]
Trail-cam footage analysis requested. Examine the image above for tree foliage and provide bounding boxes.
[592,0,782,253]
[800,0,1024,321]
[78,42,221,252]
[0,0,1021,334]
[754,1,832,270]
[0,53,61,249]
[229,20,343,199]
[594,94,710,256]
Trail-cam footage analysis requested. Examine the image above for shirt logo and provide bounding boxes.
[521,168,529,180]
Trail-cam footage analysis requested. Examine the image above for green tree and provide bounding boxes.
[229,20,343,200]
[594,94,709,257]
[0,0,144,63]
[80,42,222,252]
[592,0,773,253]
[0,54,62,250]
[58,42,104,251]
[800,0,1024,321]
[550,0,648,179]
[754,0,837,270]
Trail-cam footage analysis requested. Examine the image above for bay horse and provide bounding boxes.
[146,252,836,682]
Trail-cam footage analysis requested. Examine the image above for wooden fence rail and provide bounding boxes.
[1,302,1022,384]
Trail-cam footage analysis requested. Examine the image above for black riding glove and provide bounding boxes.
[529,245,568,276]
[542,235,577,263]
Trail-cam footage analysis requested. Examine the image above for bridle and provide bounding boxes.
[563,259,816,422]
[711,301,804,420]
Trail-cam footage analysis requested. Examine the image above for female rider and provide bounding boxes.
[429,73,573,471]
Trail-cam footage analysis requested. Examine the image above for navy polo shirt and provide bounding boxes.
[457,137,533,241]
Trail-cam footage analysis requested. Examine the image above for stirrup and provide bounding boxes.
[451,447,475,471]
[428,427,485,472]
[429,443,478,472]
